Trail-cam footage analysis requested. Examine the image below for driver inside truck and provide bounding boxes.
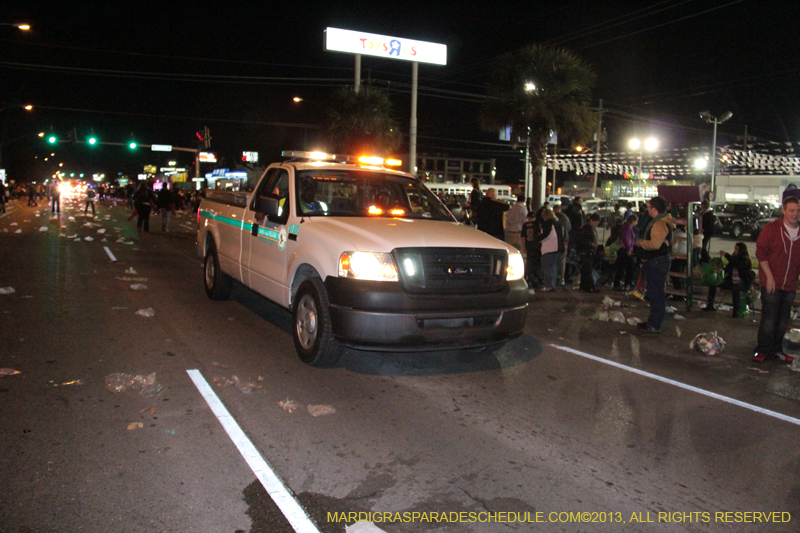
[299,178,323,214]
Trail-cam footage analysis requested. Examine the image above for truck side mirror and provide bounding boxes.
[254,195,280,218]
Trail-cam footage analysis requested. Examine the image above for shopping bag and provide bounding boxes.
[701,257,725,286]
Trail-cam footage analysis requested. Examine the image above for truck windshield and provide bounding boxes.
[295,169,455,221]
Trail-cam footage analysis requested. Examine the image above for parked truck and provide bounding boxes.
[196,151,528,366]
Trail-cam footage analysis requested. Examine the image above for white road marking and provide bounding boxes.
[103,246,117,262]
[186,369,321,533]
[550,344,800,427]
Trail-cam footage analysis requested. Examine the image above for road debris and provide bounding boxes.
[0,287,15,295]
[690,331,726,356]
[127,422,144,430]
[213,376,234,388]
[307,404,336,417]
[746,367,769,374]
[0,368,21,377]
[105,372,163,396]
[278,399,300,413]
[52,379,84,386]
[232,375,261,393]
[130,283,147,290]
[135,308,155,317]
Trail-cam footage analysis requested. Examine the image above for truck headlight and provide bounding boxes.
[507,252,525,281]
[339,252,398,282]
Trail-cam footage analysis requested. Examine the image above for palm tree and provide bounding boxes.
[481,44,597,206]
[326,86,402,156]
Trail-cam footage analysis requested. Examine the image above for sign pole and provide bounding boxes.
[410,61,418,176]
[354,54,361,93]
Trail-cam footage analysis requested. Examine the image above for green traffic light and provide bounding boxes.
[129,142,137,149]
[47,135,57,144]
[88,137,97,145]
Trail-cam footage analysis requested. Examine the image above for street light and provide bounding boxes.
[628,137,659,177]
[699,110,732,200]
[0,23,31,31]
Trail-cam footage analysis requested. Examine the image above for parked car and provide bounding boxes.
[546,194,572,207]
[751,206,782,240]
[713,202,775,239]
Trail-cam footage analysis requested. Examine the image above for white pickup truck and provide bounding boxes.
[196,151,528,366]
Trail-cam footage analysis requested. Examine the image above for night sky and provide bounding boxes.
[1,0,798,184]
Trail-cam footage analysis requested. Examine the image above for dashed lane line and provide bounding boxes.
[186,369,322,533]
[551,344,800,427]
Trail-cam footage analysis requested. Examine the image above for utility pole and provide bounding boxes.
[591,99,603,198]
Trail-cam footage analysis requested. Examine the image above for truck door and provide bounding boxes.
[243,168,291,306]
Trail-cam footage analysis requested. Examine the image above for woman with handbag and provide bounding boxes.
[703,242,754,317]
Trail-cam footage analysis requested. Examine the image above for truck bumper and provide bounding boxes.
[324,277,528,351]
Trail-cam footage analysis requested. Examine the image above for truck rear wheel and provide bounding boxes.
[204,242,232,300]
[293,277,342,367]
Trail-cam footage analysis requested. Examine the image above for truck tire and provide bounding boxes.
[293,277,342,367]
[204,242,232,300]
[730,223,743,238]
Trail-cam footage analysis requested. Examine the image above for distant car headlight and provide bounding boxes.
[339,251,398,282]
[507,252,525,281]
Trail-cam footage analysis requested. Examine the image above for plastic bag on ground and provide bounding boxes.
[690,331,726,356]
[308,404,336,417]
[609,310,626,323]
[130,283,147,291]
[627,317,643,325]
[105,372,163,396]
[597,310,610,322]
[0,368,21,377]
[0,287,15,295]
[135,307,155,317]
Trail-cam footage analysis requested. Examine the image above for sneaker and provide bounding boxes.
[752,353,769,363]
[776,352,795,363]
[702,305,716,312]
[637,322,661,334]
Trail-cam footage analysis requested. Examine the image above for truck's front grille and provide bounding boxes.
[393,247,508,294]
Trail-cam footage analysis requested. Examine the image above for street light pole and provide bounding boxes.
[699,110,732,201]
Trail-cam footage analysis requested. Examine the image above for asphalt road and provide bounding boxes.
[1,194,799,533]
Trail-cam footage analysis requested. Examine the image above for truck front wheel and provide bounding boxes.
[204,242,232,300]
[293,278,342,367]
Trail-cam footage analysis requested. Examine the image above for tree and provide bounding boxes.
[326,86,402,156]
[480,44,597,207]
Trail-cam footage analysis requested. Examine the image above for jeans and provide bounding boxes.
[85,200,95,214]
[614,248,636,288]
[541,252,559,289]
[755,288,796,355]
[579,252,595,291]
[707,279,742,316]
[51,196,60,213]
[642,254,671,330]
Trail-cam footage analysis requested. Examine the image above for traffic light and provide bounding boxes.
[88,136,97,145]
[129,141,137,149]
[47,134,57,144]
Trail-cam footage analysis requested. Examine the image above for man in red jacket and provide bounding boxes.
[752,196,800,363]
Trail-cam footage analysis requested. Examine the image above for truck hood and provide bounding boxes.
[306,217,516,254]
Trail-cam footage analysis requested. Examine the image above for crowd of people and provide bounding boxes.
[459,184,800,362]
